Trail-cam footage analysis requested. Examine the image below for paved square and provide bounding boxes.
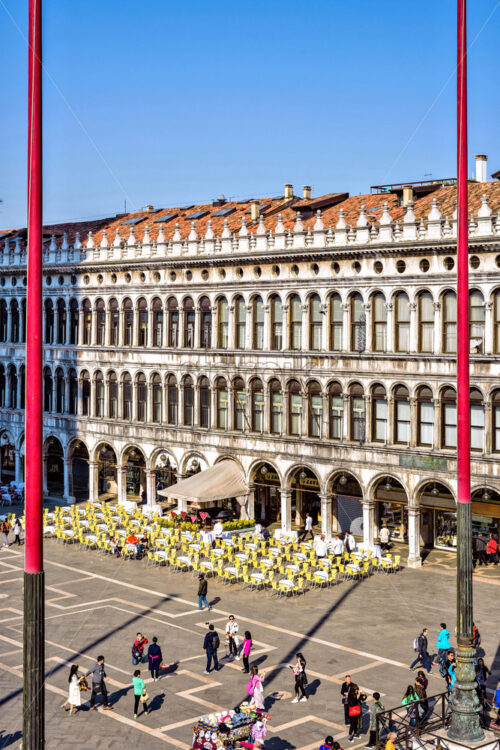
[0,543,499,750]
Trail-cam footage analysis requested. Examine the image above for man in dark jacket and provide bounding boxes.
[410,628,431,673]
[203,623,220,674]
[475,534,488,566]
[198,573,211,610]
[86,655,113,710]
[340,674,352,725]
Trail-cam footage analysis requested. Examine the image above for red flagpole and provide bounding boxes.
[24,0,45,745]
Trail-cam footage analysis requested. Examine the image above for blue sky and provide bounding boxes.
[1,0,500,227]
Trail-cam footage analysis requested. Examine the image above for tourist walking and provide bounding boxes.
[475,658,491,703]
[379,525,390,552]
[61,664,82,715]
[241,631,252,673]
[132,669,150,719]
[203,623,220,674]
[198,573,211,610]
[225,615,240,660]
[415,671,428,691]
[476,533,489,566]
[1,518,10,547]
[410,628,431,673]
[86,656,112,710]
[401,685,419,726]
[299,513,314,542]
[13,517,22,545]
[132,632,149,664]
[247,665,265,710]
[365,691,385,749]
[434,623,451,665]
[347,683,363,741]
[148,636,164,681]
[344,531,356,555]
[440,651,455,689]
[487,534,498,565]
[340,675,352,725]
[290,653,308,703]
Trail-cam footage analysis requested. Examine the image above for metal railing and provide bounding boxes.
[375,692,450,750]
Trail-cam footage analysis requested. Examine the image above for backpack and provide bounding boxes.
[472,626,481,647]
[213,632,220,650]
[246,677,255,695]
[413,636,420,652]
[439,660,448,678]
[0,522,8,533]
[132,644,141,660]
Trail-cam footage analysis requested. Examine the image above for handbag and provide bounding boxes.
[79,676,89,692]
[140,690,149,703]
[348,705,361,717]
[246,677,255,696]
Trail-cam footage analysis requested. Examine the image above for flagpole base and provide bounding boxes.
[23,571,45,749]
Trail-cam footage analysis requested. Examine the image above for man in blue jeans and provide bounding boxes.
[198,573,211,610]
[203,623,220,674]
[410,628,431,673]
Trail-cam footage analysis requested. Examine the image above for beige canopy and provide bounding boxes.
[157,460,248,504]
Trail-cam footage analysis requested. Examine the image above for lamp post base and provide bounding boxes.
[23,571,45,749]
[448,641,484,743]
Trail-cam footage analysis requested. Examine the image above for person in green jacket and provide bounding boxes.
[132,669,149,719]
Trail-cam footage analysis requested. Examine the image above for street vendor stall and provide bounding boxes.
[193,703,268,750]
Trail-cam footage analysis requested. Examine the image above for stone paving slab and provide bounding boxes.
[0,541,499,750]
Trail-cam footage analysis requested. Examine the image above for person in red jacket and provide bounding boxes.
[486,535,498,565]
[132,632,148,665]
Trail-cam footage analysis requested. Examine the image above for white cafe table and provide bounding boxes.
[43,525,55,535]
[224,566,238,576]
[286,564,299,574]
[190,543,201,552]
[251,572,265,583]
[212,548,224,557]
[85,534,97,544]
[176,555,192,568]
[300,542,312,550]
[200,560,214,572]
[280,579,294,589]
[246,543,258,551]
[317,557,332,567]
[108,505,117,512]
[235,553,248,562]
[155,550,168,561]
[45,512,55,520]
[116,529,126,537]
[268,548,280,557]
[260,558,273,568]
[112,515,121,522]
[77,508,86,515]
[97,523,108,531]
[95,512,105,520]
[62,529,74,539]
[155,538,167,547]
[293,552,307,561]
[143,525,154,533]
[80,520,90,528]
[62,515,72,524]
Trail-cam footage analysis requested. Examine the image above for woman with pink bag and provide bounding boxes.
[247,665,265,710]
[241,631,253,673]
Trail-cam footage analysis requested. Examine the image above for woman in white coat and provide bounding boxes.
[61,664,82,715]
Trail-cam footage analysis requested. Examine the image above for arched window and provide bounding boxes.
[82,299,92,345]
[329,293,343,351]
[19,365,25,409]
[290,294,302,350]
[21,298,27,342]
[96,299,105,345]
[81,370,90,415]
[234,296,246,349]
[418,291,434,353]
[43,367,53,412]
[372,384,387,442]
[270,295,283,350]
[152,298,163,347]
[288,379,302,436]
[136,373,147,421]
[183,297,195,347]
[56,299,65,345]
[349,383,365,441]
[307,380,322,437]
[217,298,228,349]
[123,298,133,346]
[394,292,410,352]
[253,296,264,350]
[417,385,433,446]
[122,372,132,420]
[372,293,387,352]
[328,382,343,439]
[137,298,148,347]
[167,297,179,347]
[0,300,7,342]
[167,374,177,425]
[11,300,20,343]
[0,365,5,407]
[95,370,104,417]
[200,297,212,348]
[470,388,484,451]
[441,387,457,448]
[233,377,246,431]
[68,368,77,414]
[152,373,162,423]
[45,299,54,344]
[350,293,364,351]
[55,367,64,413]
[69,299,78,344]
[270,379,282,434]
[183,375,194,425]
[109,299,119,346]
[394,385,410,444]
[250,378,264,431]
[492,390,500,452]
[469,290,485,352]
[199,376,210,427]
[216,377,228,429]
[494,290,500,354]
[8,365,17,409]
[442,291,457,354]
[108,371,117,418]
[309,294,322,351]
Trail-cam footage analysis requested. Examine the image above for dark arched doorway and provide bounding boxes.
[45,437,64,496]
[69,440,89,501]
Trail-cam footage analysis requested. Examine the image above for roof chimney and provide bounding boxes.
[402,185,413,207]
[475,154,487,182]
[250,200,260,222]
[302,185,312,200]
[146,204,155,212]
[284,183,294,200]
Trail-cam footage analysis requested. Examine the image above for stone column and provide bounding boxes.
[117,465,127,506]
[301,304,308,351]
[195,307,202,348]
[387,396,394,444]
[20,303,26,343]
[54,305,60,345]
[322,391,329,439]
[65,303,71,345]
[91,306,97,346]
[178,310,185,348]
[64,376,71,414]
[342,393,349,440]
[105,310,112,346]
[320,493,333,537]
[88,461,99,503]
[407,506,422,567]
[146,383,153,423]
[280,489,292,533]
[210,387,217,429]
[42,451,49,495]
[117,380,123,419]
[77,378,83,416]
[385,302,394,352]
[119,309,125,346]
[63,458,75,504]
[147,308,154,348]
[245,484,256,520]
[228,304,235,350]
[434,302,442,354]
[146,469,156,506]
[342,303,349,351]
[321,303,328,351]
[245,304,253,349]
[89,379,96,418]
[331,495,339,533]
[362,499,375,547]
[263,304,270,351]
[409,397,417,448]
[178,381,184,426]
[409,302,417,353]
[484,302,493,355]
[301,390,308,437]
[4,374,11,410]
[7,305,13,343]
[14,449,23,484]
[51,376,57,414]
[17,372,23,410]
[103,377,110,418]
[484,401,492,454]
[433,398,441,449]
[78,309,84,346]
[363,303,372,352]
[211,305,217,349]
[282,390,289,435]
[364,394,372,443]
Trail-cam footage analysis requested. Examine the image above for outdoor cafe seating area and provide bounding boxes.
[10,502,402,596]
